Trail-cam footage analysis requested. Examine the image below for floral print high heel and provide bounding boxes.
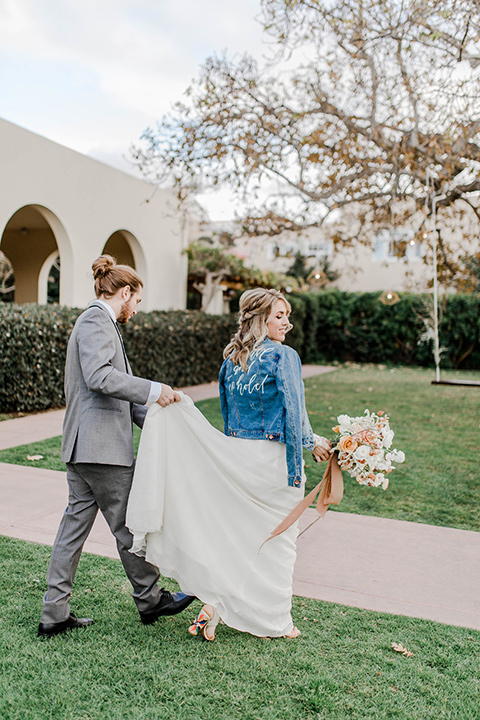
[284,625,301,638]
[188,604,220,641]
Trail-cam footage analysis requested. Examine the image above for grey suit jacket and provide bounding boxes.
[61,302,151,466]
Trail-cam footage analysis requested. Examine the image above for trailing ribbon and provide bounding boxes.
[259,452,344,551]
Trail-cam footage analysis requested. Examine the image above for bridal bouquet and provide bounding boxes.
[332,410,405,490]
[261,410,404,549]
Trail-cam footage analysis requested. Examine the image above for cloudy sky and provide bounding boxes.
[0,0,267,219]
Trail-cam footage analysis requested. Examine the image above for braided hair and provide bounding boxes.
[223,288,292,371]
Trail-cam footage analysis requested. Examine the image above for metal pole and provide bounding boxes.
[431,189,441,382]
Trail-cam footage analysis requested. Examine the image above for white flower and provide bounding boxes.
[391,449,405,463]
[382,429,394,448]
[353,445,370,462]
[337,414,352,433]
[367,450,384,470]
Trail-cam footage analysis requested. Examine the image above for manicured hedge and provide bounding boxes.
[121,310,237,388]
[0,304,236,413]
[0,304,81,413]
[284,290,480,369]
[1,290,478,413]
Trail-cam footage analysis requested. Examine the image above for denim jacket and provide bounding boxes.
[219,338,315,488]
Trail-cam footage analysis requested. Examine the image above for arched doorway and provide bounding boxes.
[0,250,15,302]
[0,205,69,304]
[103,231,136,268]
[38,251,60,304]
[102,230,148,303]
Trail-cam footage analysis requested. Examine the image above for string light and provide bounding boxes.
[379,290,400,305]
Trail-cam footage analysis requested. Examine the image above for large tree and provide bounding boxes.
[133,0,480,284]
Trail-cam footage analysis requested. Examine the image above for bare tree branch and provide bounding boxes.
[132,0,480,286]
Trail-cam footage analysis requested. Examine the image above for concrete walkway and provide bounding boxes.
[1,365,479,632]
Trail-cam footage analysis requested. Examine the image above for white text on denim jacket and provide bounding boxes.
[227,346,275,395]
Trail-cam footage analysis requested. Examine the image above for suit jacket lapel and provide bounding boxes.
[89,301,130,374]
[113,323,130,375]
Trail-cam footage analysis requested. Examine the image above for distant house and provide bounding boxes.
[0,118,190,310]
[204,206,478,294]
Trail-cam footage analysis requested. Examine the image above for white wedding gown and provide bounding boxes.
[126,393,305,637]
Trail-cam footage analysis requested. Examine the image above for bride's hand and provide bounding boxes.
[312,437,331,463]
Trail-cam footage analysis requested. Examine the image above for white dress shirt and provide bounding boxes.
[95,299,162,403]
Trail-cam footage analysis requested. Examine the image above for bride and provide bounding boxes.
[126,288,330,640]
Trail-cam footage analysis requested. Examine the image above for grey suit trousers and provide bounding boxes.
[40,462,161,623]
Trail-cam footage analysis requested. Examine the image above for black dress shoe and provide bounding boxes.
[38,613,94,638]
[140,590,196,625]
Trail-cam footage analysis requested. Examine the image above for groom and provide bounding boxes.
[38,255,194,637]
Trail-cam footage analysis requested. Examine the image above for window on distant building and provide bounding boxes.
[267,241,299,259]
[305,240,333,259]
[405,238,423,261]
[374,229,423,262]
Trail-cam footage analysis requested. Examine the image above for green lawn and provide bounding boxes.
[1,535,479,720]
[302,365,480,532]
[0,435,67,471]
[1,365,479,531]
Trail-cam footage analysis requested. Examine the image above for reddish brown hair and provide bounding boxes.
[92,254,143,298]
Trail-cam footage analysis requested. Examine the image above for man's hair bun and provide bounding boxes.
[92,254,116,279]
[91,253,143,299]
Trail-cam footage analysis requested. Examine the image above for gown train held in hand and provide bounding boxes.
[126,394,304,638]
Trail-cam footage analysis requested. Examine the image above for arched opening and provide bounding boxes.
[48,256,60,304]
[0,250,15,302]
[38,251,61,304]
[0,206,63,304]
[102,230,148,304]
[103,231,136,268]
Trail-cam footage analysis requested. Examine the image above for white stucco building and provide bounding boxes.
[0,118,190,310]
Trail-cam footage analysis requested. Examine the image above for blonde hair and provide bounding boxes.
[92,254,143,298]
[223,288,292,371]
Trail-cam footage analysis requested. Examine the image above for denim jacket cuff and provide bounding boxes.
[303,437,315,451]
[288,474,304,488]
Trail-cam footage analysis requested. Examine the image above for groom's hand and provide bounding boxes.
[157,384,180,407]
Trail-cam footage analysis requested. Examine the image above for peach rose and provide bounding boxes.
[337,435,359,454]
[359,430,377,445]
